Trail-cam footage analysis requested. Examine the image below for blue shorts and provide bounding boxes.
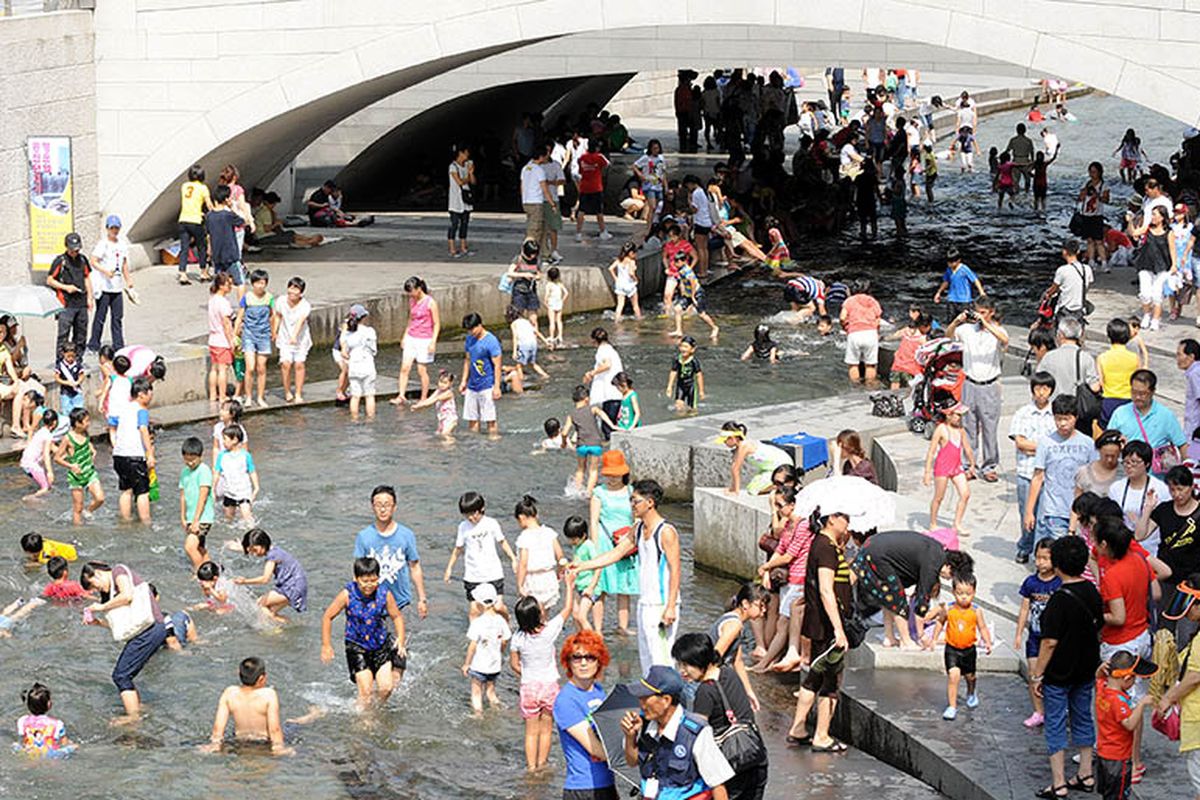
[216,261,245,286]
[60,392,83,416]
[242,329,272,355]
[1025,634,1041,659]
[576,445,603,458]
[1042,681,1095,755]
[468,670,499,683]
[516,344,537,366]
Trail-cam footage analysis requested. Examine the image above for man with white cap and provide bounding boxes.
[89,215,133,353]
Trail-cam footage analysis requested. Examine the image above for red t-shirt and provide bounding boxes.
[1098,551,1150,645]
[1094,680,1134,760]
[41,579,88,600]
[662,240,694,278]
[577,152,609,195]
[1105,228,1133,251]
[841,294,882,334]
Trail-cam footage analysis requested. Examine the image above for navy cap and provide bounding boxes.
[64,232,82,250]
[628,665,684,699]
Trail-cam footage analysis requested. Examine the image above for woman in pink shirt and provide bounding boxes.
[840,282,883,386]
[392,277,440,406]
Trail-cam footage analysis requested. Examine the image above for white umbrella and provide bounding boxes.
[796,475,896,532]
[0,285,63,318]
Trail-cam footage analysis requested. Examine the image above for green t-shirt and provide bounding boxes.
[179,463,215,524]
[573,540,599,594]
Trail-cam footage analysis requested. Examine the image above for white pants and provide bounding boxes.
[1138,270,1170,305]
[1100,629,1152,700]
[637,603,679,674]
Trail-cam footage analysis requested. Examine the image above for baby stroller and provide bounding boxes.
[908,337,964,438]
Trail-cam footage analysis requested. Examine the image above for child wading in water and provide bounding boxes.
[560,384,613,496]
[410,369,458,437]
[15,682,75,758]
[608,242,642,321]
[461,582,511,714]
[1013,537,1061,728]
[178,436,214,568]
[321,557,407,711]
[234,528,309,624]
[666,336,705,413]
[544,266,569,347]
[510,574,575,771]
[927,572,992,720]
[612,372,641,430]
[563,515,603,630]
[20,409,57,500]
[741,324,779,363]
[923,402,975,532]
[445,491,516,619]
[54,408,104,524]
[507,304,551,385]
[205,656,293,755]
[514,495,565,608]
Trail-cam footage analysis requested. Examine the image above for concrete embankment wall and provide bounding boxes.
[0,10,98,284]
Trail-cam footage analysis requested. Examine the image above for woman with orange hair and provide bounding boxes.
[553,630,617,798]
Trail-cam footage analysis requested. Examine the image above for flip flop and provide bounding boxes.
[1034,786,1068,799]
[786,735,812,747]
[1064,774,1094,793]
[811,740,848,753]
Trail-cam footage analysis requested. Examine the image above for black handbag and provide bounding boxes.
[1068,209,1087,237]
[843,604,869,649]
[460,186,474,206]
[711,674,768,772]
[1074,349,1102,430]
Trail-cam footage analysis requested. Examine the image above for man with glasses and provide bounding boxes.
[353,485,428,683]
[570,479,682,672]
[1107,369,1188,474]
[947,297,1009,482]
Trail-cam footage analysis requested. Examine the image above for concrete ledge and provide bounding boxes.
[848,640,1022,673]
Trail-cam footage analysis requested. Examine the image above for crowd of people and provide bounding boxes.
[9,63,1200,800]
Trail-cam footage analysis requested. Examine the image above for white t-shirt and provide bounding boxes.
[448,161,472,213]
[113,403,149,458]
[1109,476,1168,552]
[91,237,128,294]
[466,612,512,675]
[216,448,256,501]
[276,297,312,350]
[520,161,547,205]
[512,317,538,348]
[840,143,860,167]
[690,186,714,227]
[456,515,507,583]
[516,524,559,572]
[632,155,666,189]
[955,323,1003,382]
[510,614,565,684]
[107,374,132,421]
[342,325,377,378]
[956,101,977,130]
[589,342,624,406]
[542,160,566,199]
[1053,261,1094,313]
[1142,194,1173,228]
[565,138,588,180]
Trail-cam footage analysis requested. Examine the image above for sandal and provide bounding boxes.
[810,740,848,753]
[786,734,812,747]
[1034,786,1068,799]
[1064,774,1094,792]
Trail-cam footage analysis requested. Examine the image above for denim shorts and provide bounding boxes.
[242,329,272,355]
[1042,681,1095,755]
[1035,514,1071,541]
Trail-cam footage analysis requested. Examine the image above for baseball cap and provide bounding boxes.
[1176,203,1189,213]
[105,215,122,229]
[628,665,684,699]
[471,583,498,606]
[349,303,369,320]
[64,232,82,250]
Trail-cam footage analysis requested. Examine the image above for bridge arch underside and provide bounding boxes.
[122,16,1200,241]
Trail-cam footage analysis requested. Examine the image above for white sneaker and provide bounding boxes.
[550,251,563,265]
[1150,318,1161,331]
[598,230,614,240]
[942,706,958,721]
[575,232,584,242]
[1141,313,1152,328]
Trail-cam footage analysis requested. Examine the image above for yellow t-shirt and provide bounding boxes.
[39,539,77,563]
[178,181,211,224]
[1181,635,1200,752]
[1097,345,1139,399]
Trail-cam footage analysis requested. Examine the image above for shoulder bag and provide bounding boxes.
[1073,349,1102,429]
[1133,405,1181,474]
[105,565,156,642]
[710,672,768,772]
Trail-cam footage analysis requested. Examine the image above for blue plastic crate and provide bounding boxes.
[768,432,828,472]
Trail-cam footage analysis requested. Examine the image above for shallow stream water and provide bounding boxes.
[0,94,1188,798]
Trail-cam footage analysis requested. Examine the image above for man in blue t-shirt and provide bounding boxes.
[1108,368,1188,473]
[1024,395,1096,540]
[353,485,427,626]
[458,311,503,434]
[933,247,985,319]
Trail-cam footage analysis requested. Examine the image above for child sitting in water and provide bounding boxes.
[563,516,602,631]
[205,657,291,755]
[193,561,236,614]
[765,228,802,277]
[20,531,76,566]
[0,597,45,638]
[515,495,565,608]
[14,683,75,758]
[41,557,91,602]
[410,369,458,437]
[461,583,511,714]
[560,384,614,496]
[926,572,992,720]
[509,575,575,771]
[20,409,57,500]
[321,557,407,711]
[741,324,779,364]
[538,417,568,451]
[233,528,308,624]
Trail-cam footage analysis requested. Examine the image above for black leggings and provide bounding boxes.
[448,210,470,241]
[178,221,207,273]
